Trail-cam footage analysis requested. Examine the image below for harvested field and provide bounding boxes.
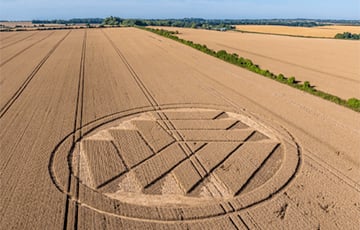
[0,21,95,31]
[151,27,360,99]
[0,28,359,229]
[235,25,360,38]
[0,21,34,28]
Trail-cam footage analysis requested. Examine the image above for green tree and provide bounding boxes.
[287,76,296,84]
[103,16,121,26]
[277,73,285,81]
[347,98,360,108]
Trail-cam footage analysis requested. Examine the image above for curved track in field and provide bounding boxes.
[1,28,359,230]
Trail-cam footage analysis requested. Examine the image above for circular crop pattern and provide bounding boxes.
[50,107,300,221]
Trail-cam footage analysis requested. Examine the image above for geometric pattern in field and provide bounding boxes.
[75,108,284,205]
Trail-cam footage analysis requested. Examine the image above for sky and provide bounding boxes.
[0,0,359,21]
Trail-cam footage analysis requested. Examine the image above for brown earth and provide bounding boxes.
[0,28,359,229]
[151,27,360,99]
[235,25,360,38]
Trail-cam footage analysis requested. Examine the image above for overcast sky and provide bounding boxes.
[0,0,359,20]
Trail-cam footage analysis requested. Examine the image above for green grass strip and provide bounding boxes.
[139,27,360,112]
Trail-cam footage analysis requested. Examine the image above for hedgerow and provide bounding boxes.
[140,27,360,112]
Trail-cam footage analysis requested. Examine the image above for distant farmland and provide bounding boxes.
[235,25,360,38]
[152,26,360,99]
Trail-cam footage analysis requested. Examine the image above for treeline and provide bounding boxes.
[101,17,360,28]
[224,19,322,27]
[334,32,360,40]
[32,18,103,24]
[30,17,360,28]
[142,27,360,112]
[102,16,148,27]
[316,19,360,25]
[101,17,234,29]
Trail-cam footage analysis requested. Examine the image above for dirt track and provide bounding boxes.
[152,27,360,99]
[1,28,359,229]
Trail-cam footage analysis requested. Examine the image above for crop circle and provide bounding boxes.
[50,107,300,221]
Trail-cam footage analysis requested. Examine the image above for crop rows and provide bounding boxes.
[1,27,359,229]
[142,27,360,111]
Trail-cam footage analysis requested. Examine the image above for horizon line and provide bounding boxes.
[1,17,360,22]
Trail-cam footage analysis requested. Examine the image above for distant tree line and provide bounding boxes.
[316,19,360,25]
[30,17,360,28]
[102,16,122,26]
[100,17,234,29]
[100,17,341,28]
[104,18,360,28]
[142,27,360,112]
[32,18,103,24]
[334,32,360,40]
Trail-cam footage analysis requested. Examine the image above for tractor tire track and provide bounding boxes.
[216,42,359,84]
[142,29,358,192]
[0,31,37,49]
[0,30,71,118]
[0,31,56,67]
[63,30,87,230]
[102,29,210,194]
[0,32,21,42]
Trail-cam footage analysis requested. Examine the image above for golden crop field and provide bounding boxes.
[235,25,360,37]
[0,21,35,27]
[1,28,359,229]
[152,27,360,99]
[0,21,92,32]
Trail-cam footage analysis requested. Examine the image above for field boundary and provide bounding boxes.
[234,29,332,39]
[214,42,357,84]
[235,29,360,40]
[139,27,360,112]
